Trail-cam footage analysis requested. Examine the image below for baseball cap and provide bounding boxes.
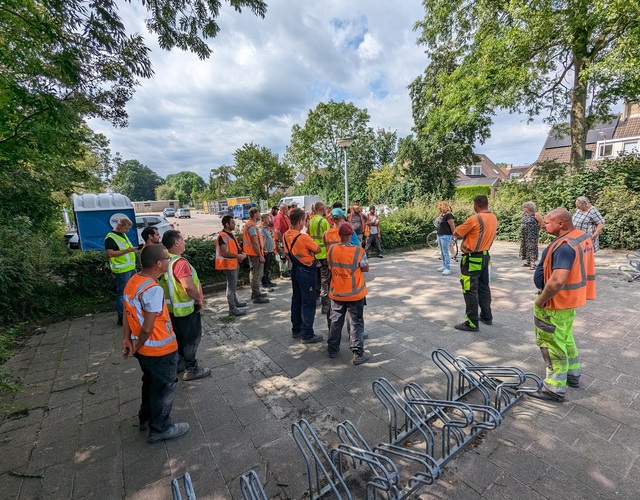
[338,222,354,236]
[330,208,346,219]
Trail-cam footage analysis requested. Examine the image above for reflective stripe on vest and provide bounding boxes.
[242,220,263,257]
[123,275,176,356]
[309,215,328,259]
[215,231,239,270]
[160,254,200,317]
[106,232,136,273]
[327,245,367,301]
[543,229,596,310]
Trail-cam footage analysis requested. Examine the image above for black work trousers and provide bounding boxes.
[170,312,202,371]
[459,251,492,327]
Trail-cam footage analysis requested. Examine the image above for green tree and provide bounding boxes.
[165,171,206,205]
[156,184,178,201]
[232,144,293,202]
[207,165,235,199]
[414,0,640,169]
[111,160,163,201]
[285,101,395,204]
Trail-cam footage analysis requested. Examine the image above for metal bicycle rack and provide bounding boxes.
[431,348,542,413]
[171,472,197,500]
[292,418,440,500]
[619,251,640,282]
[239,470,268,500]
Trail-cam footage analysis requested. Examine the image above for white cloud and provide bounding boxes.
[89,0,550,180]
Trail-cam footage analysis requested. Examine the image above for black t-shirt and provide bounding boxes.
[437,213,454,236]
[104,231,127,251]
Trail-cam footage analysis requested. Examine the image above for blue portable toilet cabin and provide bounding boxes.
[72,193,138,251]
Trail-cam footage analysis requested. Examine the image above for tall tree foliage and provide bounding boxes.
[285,101,396,204]
[165,171,206,205]
[0,0,267,229]
[111,159,163,201]
[413,0,640,169]
[232,143,293,202]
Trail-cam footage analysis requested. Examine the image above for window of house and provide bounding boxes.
[461,165,482,176]
[144,202,151,210]
[623,141,638,154]
[599,144,613,158]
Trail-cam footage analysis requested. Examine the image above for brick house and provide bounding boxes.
[456,153,509,188]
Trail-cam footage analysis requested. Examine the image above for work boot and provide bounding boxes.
[147,422,190,444]
[527,387,564,402]
[301,334,323,344]
[352,350,372,366]
[230,309,246,316]
[182,366,211,381]
[454,322,479,332]
[235,301,248,308]
[567,375,580,388]
[252,296,269,304]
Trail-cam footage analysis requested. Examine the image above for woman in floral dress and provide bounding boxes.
[519,201,543,269]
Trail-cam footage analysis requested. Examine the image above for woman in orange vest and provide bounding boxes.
[122,244,189,444]
[326,223,372,366]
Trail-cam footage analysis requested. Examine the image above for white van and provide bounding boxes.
[277,195,321,212]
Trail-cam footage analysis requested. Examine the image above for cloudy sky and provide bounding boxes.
[89,0,551,181]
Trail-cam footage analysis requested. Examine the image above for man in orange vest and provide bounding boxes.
[453,195,498,332]
[216,215,248,316]
[242,207,270,304]
[284,207,323,344]
[528,208,596,402]
[326,223,372,365]
[122,244,189,444]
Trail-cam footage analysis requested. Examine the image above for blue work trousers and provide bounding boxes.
[290,262,317,340]
[115,269,135,320]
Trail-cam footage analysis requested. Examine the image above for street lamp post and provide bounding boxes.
[337,137,354,209]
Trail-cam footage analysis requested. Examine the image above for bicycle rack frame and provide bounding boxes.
[239,470,268,500]
[171,472,197,500]
[619,253,640,282]
[431,348,542,413]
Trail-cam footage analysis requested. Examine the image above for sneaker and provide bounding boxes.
[352,350,372,366]
[454,322,479,332]
[527,388,565,402]
[235,301,248,308]
[301,334,324,344]
[436,266,444,272]
[229,309,246,316]
[147,422,190,444]
[252,296,270,304]
[479,317,493,325]
[442,269,451,275]
[177,357,186,373]
[328,351,338,359]
[182,366,211,381]
[139,420,149,432]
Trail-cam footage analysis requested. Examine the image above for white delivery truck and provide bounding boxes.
[276,195,321,212]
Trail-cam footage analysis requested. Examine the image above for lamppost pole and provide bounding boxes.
[337,137,354,209]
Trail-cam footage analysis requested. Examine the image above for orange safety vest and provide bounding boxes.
[242,220,263,257]
[124,274,177,357]
[215,231,240,270]
[283,230,316,267]
[327,244,367,301]
[323,227,341,250]
[363,214,381,238]
[459,213,497,254]
[542,229,596,310]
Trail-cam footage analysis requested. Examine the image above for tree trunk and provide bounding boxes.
[570,55,589,171]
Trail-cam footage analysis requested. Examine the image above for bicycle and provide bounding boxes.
[427,230,459,262]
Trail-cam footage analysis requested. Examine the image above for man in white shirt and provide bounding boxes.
[364,206,383,258]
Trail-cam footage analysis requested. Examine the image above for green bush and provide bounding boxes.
[455,185,491,201]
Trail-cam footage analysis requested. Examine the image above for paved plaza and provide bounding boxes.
[1,242,639,499]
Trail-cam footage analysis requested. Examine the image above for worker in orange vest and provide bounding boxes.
[122,244,189,444]
[242,207,270,304]
[216,215,248,316]
[326,222,372,365]
[528,208,596,402]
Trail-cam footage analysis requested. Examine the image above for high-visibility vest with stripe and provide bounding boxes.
[124,274,177,357]
[105,232,136,274]
[159,255,201,317]
[242,220,263,257]
[215,231,239,270]
[283,230,316,266]
[459,213,497,254]
[327,244,367,301]
[308,215,330,259]
[322,227,341,251]
[542,229,596,310]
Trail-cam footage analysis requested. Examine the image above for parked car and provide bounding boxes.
[163,207,176,217]
[66,214,174,251]
[175,208,191,219]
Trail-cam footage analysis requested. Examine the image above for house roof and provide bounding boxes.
[455,177,502,187]
[457,154,509,181]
